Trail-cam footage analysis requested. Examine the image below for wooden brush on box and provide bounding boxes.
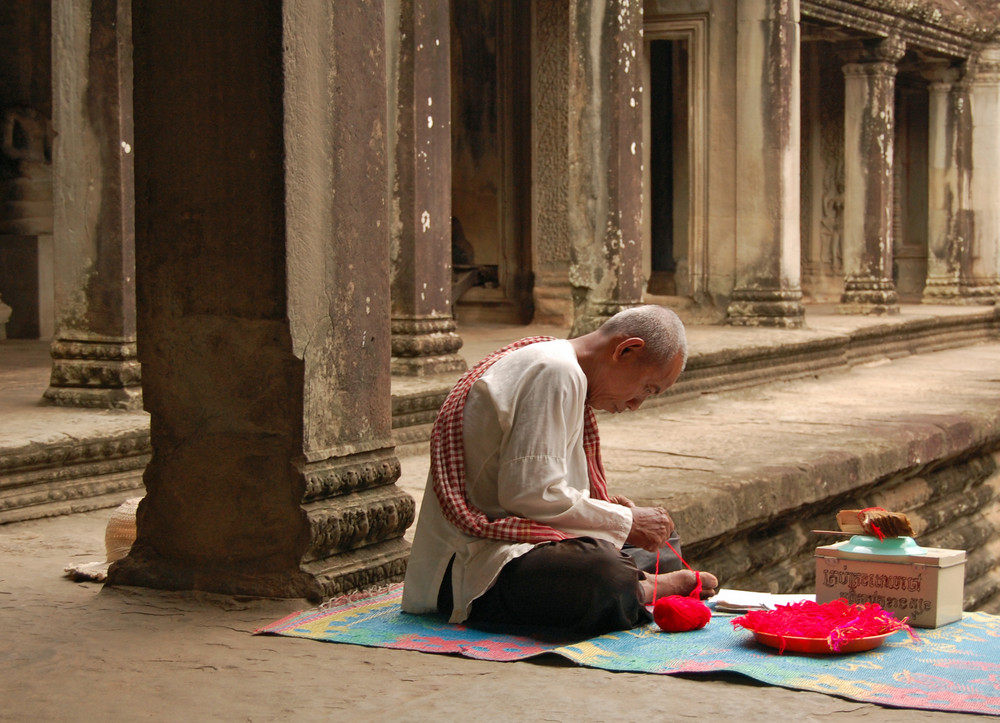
[836,508,915,539]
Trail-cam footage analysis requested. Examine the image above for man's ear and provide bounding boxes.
[613,337,646,361]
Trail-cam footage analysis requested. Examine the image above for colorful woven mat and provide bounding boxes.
[257,584,1000,716]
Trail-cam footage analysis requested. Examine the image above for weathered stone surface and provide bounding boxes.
[109,0,408,600]
[300,450,402,501]
[387,0,466,377]
[568,0,645,336]
[802,0,996,55]
[838,38,905,315]
[531,0,573,327]
[727,0,805,328]
[47,0,140,408]
[302,485,415,561]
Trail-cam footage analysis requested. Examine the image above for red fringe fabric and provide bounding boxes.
[731,598,917,652]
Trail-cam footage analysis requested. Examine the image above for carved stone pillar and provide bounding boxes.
[568,0,644,336]
[838,38,905,315]
[389,0,465,377]
[965,46,1000,304]
[726,0,805,328]
[45,0,140,408]
[531,0,573,326]
[110,0,411,600]
[922,63,971,304]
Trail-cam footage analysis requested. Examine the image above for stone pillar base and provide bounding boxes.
[302,537,411,599]
[390,318,466,377]
[838,277,900,315]
[301,484,414,560]
[108,450,414,600]
[43,338,142,410]
[108,549,325,600]
[922,277,964,304]
[959,280,1000,305]
[726,289,805,328]
[300,449,414,597]
[922,276,999,305]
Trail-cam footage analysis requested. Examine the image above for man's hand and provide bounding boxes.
[610,495,635,508]
[626,506,675,552]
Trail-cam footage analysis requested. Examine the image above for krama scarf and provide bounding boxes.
[431,336,611,543]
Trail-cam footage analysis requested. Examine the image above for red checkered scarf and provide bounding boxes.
[431,336,611,543]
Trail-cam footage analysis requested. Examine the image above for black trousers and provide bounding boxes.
[438,533,683,638]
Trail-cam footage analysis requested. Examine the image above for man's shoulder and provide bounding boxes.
[480,340,584,396]
[498,338,578,372]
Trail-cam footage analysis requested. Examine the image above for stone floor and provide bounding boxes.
[0,495,986,721]
[1,304,999,720]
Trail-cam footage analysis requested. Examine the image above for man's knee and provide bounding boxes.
[470,537,651,635]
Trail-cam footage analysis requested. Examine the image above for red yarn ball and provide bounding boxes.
[654,594,711,632]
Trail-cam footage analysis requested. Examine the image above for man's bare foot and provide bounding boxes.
[639,570,718,604]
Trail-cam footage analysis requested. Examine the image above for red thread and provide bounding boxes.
[858,507,887,541]
[731,598,916,653]
[652,549,660,607]
[665,539,691,570]
[651,540,711,632]
[654,571,710,632]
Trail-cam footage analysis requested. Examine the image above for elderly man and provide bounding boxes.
[402,305,717,635]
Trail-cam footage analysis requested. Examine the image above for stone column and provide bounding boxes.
[567,0,645,336]
[838,37,905,315]
[110,0,411,599]
[45,0,140,408]
[922,63,971,304]
[531,0,574,326]
[726,0,805,328]
[965,47,1000,304]
[388,0,465,377]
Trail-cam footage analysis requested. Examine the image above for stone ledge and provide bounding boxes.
[2,306,997,525]
[0,428,149,524]
[661,411,1000,547]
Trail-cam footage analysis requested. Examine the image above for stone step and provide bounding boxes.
[0,306,998,564]
[391,305,1000,448]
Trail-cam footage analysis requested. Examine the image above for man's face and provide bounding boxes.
[586,345,684,414]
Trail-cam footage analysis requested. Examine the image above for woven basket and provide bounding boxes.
[105,497,141,563]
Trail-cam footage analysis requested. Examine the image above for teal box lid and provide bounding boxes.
[816,535,966,567]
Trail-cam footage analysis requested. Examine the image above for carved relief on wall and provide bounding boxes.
[819,151,844,278]
[801,43,845,302]
[532,0,570,269]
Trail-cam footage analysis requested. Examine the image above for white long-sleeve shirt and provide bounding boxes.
[401,340,633,623]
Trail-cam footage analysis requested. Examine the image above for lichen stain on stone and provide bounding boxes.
[764,16,793,149]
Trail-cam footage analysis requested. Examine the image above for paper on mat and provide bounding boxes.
[712,589,815,613]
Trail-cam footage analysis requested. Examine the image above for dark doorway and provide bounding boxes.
[647,38,688,297]
[450,0,533,324]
